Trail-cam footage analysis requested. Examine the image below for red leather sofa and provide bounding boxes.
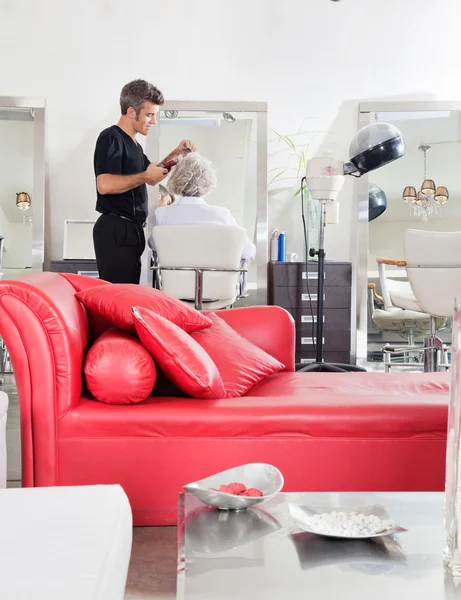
[0,273,450,525]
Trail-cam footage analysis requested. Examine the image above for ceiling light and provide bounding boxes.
[401,145,448,222]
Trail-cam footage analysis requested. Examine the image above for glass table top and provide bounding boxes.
[177,491,461,600]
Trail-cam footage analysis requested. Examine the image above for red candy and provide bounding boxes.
[218,484,232,494]
[242,488,263,497]
[227,482,246,495]
[209,481,263,497]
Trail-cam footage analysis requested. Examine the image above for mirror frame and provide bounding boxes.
[143,100,268,304]
[0,96,46,273]
[354,100,461,365]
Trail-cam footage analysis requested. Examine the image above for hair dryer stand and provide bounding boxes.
[297,200,366,373]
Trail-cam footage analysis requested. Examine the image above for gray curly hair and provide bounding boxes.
[167,152,217,197]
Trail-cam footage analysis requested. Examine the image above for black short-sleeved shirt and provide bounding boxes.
[94,125,150,223]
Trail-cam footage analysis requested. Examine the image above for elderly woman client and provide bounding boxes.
[158,184,174,207]
[148,152,256,260]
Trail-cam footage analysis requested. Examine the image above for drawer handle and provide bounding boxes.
[301,315,325,323]
[77,271,99,277]
[302,315,316,323]
[300,358,315,364]
[302,272,324,280]
[301,294,325,302]
[301,337,325,345]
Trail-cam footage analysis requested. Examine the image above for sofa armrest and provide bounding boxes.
[214,306,295,371]
[0,273,90,487]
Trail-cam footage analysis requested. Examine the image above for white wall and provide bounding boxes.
[3,227,32,269]
[1,0,460,266]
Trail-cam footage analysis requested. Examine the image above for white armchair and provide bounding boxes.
[151,224,249,310]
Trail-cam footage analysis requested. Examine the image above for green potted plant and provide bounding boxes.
[268,129,320,256]
[269,130,309,196]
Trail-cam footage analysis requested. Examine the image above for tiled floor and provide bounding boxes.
[1,373,177,599]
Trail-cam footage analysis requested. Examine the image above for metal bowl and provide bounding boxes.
[183,463,284,510]
[288,503,408,539]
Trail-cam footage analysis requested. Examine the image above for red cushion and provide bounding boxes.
[76,284,211,334]
[190,312,285,397]
[132,306,225,400]
[84,328,157,404]
[59,274,112,339]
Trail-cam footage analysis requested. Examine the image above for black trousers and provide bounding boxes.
[93,214,145,284]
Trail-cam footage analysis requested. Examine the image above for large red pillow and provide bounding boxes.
[132,306,225,400]
[76,284,211,334]
[190,312,285,397]
[59,273,112,340]
[84,328,157,404]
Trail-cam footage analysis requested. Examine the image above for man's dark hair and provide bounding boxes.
[120,79,164,115]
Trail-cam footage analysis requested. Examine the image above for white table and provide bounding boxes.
[178,492,455,600]
[0,484,132,599]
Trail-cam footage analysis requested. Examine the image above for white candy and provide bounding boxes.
[305,511,394,537]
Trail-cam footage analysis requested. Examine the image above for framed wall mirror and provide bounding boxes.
[0,97,45,279]
[354,101,461,366]
[144,101,268,304]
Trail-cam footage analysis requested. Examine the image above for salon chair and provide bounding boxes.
[404,229,461,372]
[370,257,446,372]
[150,224,249,310]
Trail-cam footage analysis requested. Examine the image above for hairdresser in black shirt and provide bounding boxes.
[93,79,195,284]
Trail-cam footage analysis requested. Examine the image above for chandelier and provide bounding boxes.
[402,145,449,222]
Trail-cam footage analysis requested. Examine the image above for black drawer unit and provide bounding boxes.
[49,260,99,277]
[268,261,352,365]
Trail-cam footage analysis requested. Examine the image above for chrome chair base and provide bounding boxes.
[382,337,450,373]
[0,338,11,376]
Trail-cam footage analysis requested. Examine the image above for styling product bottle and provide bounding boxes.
[270,230,279,261]
[278,232,286,262]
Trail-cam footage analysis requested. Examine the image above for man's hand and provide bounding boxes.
[169,139,196,159]
[144,163,168,186]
